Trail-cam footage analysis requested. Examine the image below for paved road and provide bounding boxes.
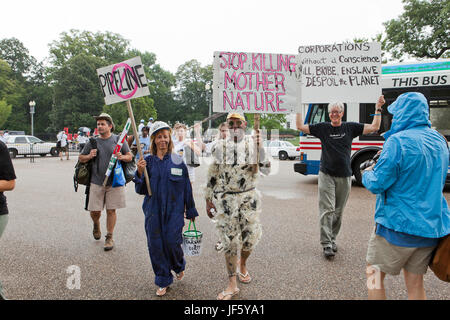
[1,156,449,300]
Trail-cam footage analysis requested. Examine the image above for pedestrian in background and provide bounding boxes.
[138,119,145,136]
[0,131,6,143]
[0,140,16,300]
[296,95,384,259]
[363,92,450,300]
[134,121,198,297]
[173,123,202,184]
[205,122,229,155]
[133,126,151,162]
[57,130,69,160]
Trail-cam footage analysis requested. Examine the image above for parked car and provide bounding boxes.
[6,135,59,158]
[264,140,300,160]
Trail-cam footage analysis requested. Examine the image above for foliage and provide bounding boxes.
[48,29,130,68]
[0,99,12,128]
[103,96,156,133]
[380,0,450,60]
[246,114,287,130]
[50,53,106,132]
[0,38,38,79]
[175,60,213,125]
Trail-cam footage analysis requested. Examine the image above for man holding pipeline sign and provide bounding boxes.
[78,113,133,252]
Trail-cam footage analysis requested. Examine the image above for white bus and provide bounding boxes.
[294,59,450,186]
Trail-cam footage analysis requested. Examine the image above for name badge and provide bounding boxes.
[171,168,183,176]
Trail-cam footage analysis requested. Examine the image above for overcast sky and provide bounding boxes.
[1,0,405,73]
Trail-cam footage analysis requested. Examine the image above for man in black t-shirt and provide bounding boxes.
[0,141,16,299]
[296,96,385,258]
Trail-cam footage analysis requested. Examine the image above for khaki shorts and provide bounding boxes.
[366,227,436,275]
[87,183,126,212]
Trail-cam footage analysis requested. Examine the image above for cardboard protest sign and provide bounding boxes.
[96,56,152,195]
[97,56,150,105]
[213,51,301,114]
[297,42,382,103]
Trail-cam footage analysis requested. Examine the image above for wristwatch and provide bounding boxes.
[376,108,382,112]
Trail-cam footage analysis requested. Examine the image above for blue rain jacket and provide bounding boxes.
[134,153,198,288]
[363,92,450,238]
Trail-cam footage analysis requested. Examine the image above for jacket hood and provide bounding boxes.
[383,92,431,140]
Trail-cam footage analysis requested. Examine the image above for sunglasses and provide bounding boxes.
[228,120,243,127]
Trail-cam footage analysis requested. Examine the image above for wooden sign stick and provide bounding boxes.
[253,114,261,174]
[126,100,152,196]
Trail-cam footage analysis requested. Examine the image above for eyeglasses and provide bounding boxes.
[228,120,242,127]
[329,111,343,115]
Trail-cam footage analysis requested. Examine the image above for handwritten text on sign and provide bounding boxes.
[297,42,382,103]
[97,56,150,105]
[213,51,301,114]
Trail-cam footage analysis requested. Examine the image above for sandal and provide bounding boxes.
[156,287,167,297]
[176,271,185,281]
[237,260,252,284]
[217,288,240,300]
[238,271,252,284]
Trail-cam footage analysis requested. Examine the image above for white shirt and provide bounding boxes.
[173,139,195,182]
[57,131,68,147]
[77,135,89,144]
[138,123,145,135]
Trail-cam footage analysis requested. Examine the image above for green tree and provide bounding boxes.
[103,96,156,133]
[0,99,12,128]
[246,114,287,130]
[50,53,106,132]
[0,38,38,80]
[175,60,213,125]
[380,0,450,60]
[0,59,26,131]
[49,29,130,68]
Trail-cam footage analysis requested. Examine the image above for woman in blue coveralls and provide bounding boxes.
[134,121,198,297]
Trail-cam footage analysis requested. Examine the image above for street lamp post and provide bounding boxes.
[29,100,36,136]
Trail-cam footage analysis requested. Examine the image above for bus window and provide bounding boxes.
[430,98,450,140]
[359,103,391,140]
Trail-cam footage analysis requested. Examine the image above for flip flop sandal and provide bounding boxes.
[156,287,167,297]
[176,271,185,281]
[217,288,240,300]
[238,271,252,284]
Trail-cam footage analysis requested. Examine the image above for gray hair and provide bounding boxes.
[328,102,344,113]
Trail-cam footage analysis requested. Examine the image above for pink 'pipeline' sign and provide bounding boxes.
[97,56,150,105]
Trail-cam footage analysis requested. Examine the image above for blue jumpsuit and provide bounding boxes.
[134,153,198,288]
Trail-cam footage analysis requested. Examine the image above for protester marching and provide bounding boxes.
[1,43,449,304]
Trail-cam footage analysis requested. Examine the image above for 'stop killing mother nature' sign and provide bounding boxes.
[213,51,301,114]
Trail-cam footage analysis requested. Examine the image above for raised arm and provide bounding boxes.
[363,95,385,135]
[296,113,310,134]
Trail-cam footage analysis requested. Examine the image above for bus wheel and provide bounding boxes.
[352,152,377,187]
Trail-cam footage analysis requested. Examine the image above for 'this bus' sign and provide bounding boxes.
[97,56,150,105]
[297,42,382,103]
[213,51,301,114]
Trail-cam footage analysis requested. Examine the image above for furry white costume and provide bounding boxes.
[205,135,271,257]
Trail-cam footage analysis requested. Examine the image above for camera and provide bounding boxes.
[360,152,381,171]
